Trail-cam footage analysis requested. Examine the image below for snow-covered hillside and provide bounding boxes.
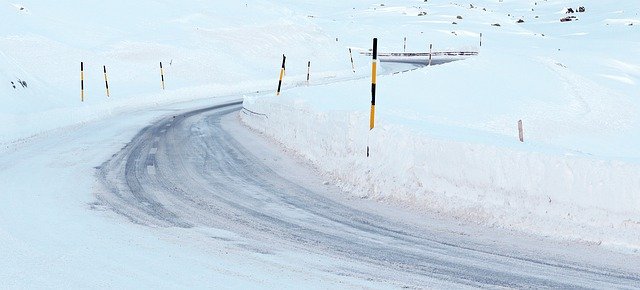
[0,0,357,143]
[242,0,640,250]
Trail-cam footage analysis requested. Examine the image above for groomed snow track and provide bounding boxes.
[95,101,640,288]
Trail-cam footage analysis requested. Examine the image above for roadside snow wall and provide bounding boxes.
[241,96,640,251]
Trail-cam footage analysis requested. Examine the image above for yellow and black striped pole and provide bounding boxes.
[370,38,377,131]
[367,38,378,157]
[306,61,311,84]
[276,54,286,96]
[349,48,355,73]
[103,65,110,97]
[160,61,165,90]
[80,62,84,102]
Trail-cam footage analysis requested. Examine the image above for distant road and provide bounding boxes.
[363,51,478,65]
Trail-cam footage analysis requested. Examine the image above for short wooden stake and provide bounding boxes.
[80,62,84,102]
[349,48,356,73]
[160,62,165,90]
[103,65,110,97]
[518,120,524,142]
[276,54,286,96]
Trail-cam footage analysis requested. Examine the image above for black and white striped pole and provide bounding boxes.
[429,44,433,66]
[103,65,110,97]
[367,38,378,157]
[276,54,286,96]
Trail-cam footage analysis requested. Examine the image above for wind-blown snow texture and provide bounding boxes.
[242,0,640,250]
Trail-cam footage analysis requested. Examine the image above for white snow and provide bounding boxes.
[2,0,640,287]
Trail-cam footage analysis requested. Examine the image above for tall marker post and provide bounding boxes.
[160,62,165,90]
[480,33,483,47]
[276,54,286,96]
[349,48,356,73]
[367,38,378,157]
[80,62,84,102]
[428,44,433,66]
[103,65,110,97]
[403,37,407,52]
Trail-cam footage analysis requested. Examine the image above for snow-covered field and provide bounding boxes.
[0,0,353,143]
[2,0,640,287]
[242,0,640,250]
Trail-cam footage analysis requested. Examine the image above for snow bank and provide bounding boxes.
[241,92,640,250]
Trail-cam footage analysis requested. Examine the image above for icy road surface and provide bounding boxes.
[95,101,640,288]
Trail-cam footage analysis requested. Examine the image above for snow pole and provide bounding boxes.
[428,44,433,66]
[160,62,165,90]
[367,38,378,157]
[276,54,286,96]
[518,120,524,142]
[349,48,356,73]
[80,62,85,102]
[103,65,110,97]
[80,62,84,102]
[306,61,311,84]
[480,33,483,47]
[404,37,406,52]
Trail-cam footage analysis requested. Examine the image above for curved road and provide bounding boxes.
[96,101,640,288]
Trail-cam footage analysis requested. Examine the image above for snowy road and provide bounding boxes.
[95,101,640,288]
